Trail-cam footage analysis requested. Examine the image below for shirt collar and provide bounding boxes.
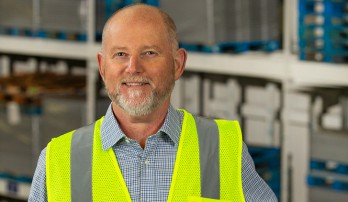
[100,103,183,151]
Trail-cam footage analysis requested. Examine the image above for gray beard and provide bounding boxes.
[107,82,174,116]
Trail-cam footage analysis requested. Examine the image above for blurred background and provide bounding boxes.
[0,0,347,201]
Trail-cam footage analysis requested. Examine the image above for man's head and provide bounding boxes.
[97,4,187,117]
[102,4,179,53]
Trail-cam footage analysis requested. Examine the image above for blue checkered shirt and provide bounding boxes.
[29,104,277,201]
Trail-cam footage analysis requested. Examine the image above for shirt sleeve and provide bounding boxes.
[28,147,48,202]
[241,142,278,201]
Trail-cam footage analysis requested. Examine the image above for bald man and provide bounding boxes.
[29,4,277,202]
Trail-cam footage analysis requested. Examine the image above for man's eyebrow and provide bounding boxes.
[108,45,163,55]
[109,46,128,57]
[142,45,163,53]
[110,46,128,52]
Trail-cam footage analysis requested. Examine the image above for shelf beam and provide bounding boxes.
[0,36,88,60]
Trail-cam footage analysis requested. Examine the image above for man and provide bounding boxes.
[29,4,277,202]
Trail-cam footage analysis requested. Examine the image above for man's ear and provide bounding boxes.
[174,48,187,80]
[97,52,105,81]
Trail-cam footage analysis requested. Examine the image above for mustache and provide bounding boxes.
[120,76,153,84]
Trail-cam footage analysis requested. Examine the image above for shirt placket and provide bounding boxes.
[139,135,158,202]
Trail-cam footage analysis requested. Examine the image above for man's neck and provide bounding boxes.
[111,102,170,149]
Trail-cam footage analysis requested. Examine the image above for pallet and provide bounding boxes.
[308,175,348,192]
[180,40,280,53]
[0,26,87,42]
[311,159,348,175]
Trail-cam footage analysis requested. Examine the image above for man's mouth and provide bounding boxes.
[123,82,149,86]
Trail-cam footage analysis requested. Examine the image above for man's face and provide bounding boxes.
[99,17,178,116]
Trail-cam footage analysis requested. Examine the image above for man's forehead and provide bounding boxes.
[111,5,163,23]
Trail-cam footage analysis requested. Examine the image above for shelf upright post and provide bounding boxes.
[87,0,95,45]
[87,60,98,124]
[281,0,295,201]
[86,0,97,124]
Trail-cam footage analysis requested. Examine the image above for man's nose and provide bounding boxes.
[125,56,143,74]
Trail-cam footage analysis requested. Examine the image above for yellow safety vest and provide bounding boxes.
[46,110,245,201]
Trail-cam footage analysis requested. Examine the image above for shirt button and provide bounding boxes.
[144,159,149,165]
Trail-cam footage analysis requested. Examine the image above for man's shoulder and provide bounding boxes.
[51,119,100,143]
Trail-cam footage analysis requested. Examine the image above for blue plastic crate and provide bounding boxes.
[123,0,142,6]
[307,175,326,186]
[57,32,68,40]
[299,25,348,59]
[299,37,348,53]
[77,33,87,42]
[300,50,348,63]
[299,1,326,16]
[332,181,348,191]
[7,27,20,36]
[310,160,326,170]
[299,0,348,17]
[249,147,280,168]
[180,40,280,54]
[298,0,348,63]
[336,164,348,175]
[105,0,125,18]
[144,0,159,6]
[35,30,48,38]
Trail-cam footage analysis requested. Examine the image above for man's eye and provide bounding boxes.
[116,52,126,57]
[146,51,156,55]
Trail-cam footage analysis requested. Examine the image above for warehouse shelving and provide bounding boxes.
[1,36,347,88]
[0,0,348,201]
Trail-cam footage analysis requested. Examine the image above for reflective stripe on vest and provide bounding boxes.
[46,110,245,201]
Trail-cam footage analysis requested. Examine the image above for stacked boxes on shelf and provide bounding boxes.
[0,0,282,48]
[202,75,241,120]
[299,0,348,63]
[309,131,348,201]
[0,0,33,37]
[321,96,348,130]
[0,55,89,200]
[38,0,88,41]
[0,57,42,124]
[240,82,282,198]
[0,54,93,129]
[308,90,348,201]
[241,83,281,147]
[172,73,241,119]
[159,0,281,53]
[0,0,88,41]
[0,55,87,124]
[171,72,201,115]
